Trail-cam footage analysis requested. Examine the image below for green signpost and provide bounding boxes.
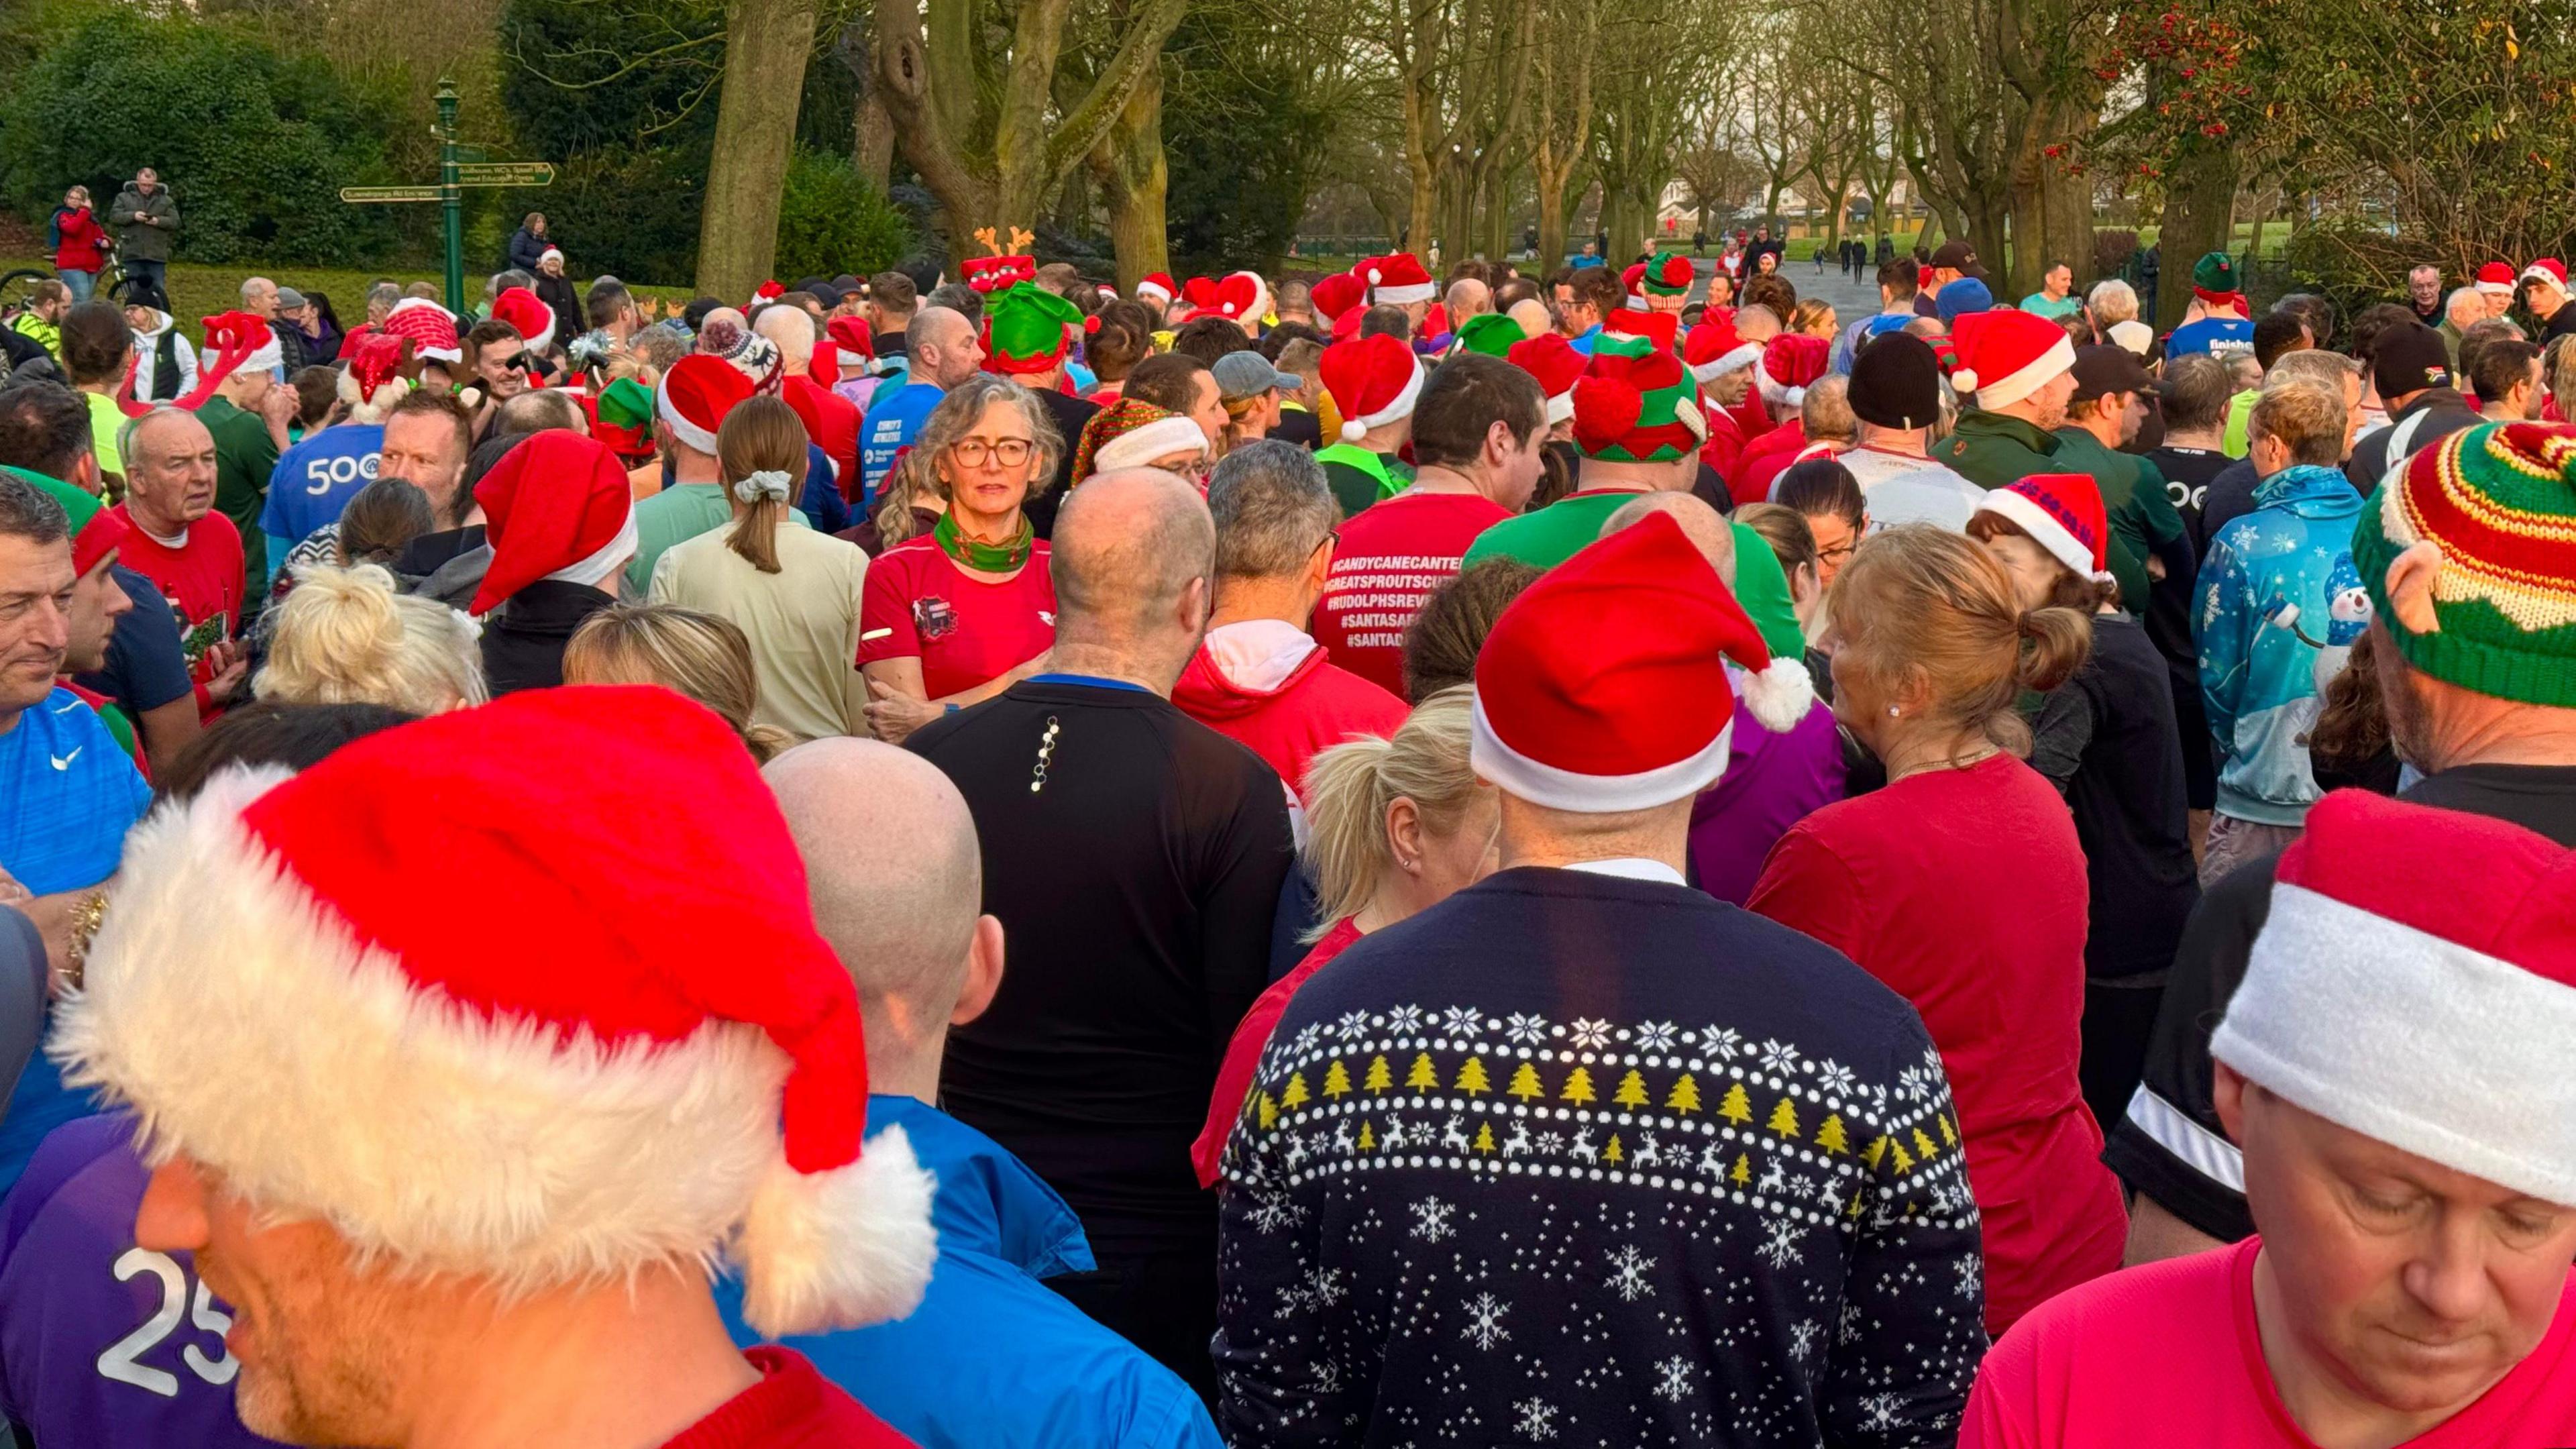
[337,79,557,315]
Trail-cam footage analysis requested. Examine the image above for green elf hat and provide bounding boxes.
[983,282,1084,376]
[2357,421,2576,709]
[2191,251,2240,297]
[1568,331,1707,464]
[595,376,655,431]
[1640,251,1696,297]
[1453,313,1527,359]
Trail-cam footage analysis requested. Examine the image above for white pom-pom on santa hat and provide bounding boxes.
[1949,367,1981,394]
[1740,656,1817,735]
[1320,334,1424,444]
[50,688,941,1343]
[1341,419,1369,442]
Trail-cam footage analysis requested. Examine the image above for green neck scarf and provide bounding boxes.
[934,509,1034,572]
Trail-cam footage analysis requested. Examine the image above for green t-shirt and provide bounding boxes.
[2221,388,2256,458]
[2019,292,2086,321]
[1315,443,1413,519]
[196,395,279,593]
[1462,490,1805,657]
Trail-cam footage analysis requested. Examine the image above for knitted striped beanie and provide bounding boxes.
[2356,421,2576,708]
[1639,252,1695,298]
[1570,331,1707,463]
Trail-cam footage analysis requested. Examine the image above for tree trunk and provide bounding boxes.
[697,0,818,299]
[2157,144,2237,331]
[2004,102,2096,299]
[853,90,894,193]
[1090,62,1167,287]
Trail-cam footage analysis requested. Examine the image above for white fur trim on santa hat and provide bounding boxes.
[1097,415,1212,473]
[1754,356,1806,411]
[1624,296,1650,313]
[2210,882,2576,1207]
[50,768,940,1325]
[1976,486,2106,584]
[543,504,639,592]
[658,377,720,455]
[1544,389,1574,426]
[542,247,565,266]
[2525,262,2569,294]
[1962,332,2076,411]
[1136,276,1174,305]
[1368,272,1436,307]
[235,325,284,376]
[1468,690,1733,813]
[2478,274,2520,296]
[1338,356,1426,443]
[1691,342,1762,386]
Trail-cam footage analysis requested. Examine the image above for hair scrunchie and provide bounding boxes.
[733,469,792,504]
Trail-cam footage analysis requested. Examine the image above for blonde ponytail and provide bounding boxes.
[1297,687,1481,938]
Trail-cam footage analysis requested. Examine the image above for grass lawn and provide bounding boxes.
[0,258,698,339]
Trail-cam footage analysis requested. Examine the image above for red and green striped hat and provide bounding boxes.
[2357,421,2576,708]
[1570,331,1707,463]
[1639,251,1695,298]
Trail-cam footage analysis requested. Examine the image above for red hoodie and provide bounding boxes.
[780,376,862,504]
[1173,619,1407,803]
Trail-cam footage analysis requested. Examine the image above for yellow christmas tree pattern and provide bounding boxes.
[1603,1133,1626,1164]
[1364,1055,1393,1092]
[1862,1136,1890,1170]
[1506,1062,1545,1101]
[1889,1136,1916,1173]
[1473,1122,1496,1153]
[1912,1126,1939,1162]
[1815,1114,1850,1155]
[1257,1091,1278,1130]
[1613,1069,1650,1110]
[1281,1072,1309,1109]
[1322,1061,1352,1098]
[1665,1073,1702,1113]
[1406,1053,1440,1090]
[1717,1082,1755,1126]
[1356,1120,1376,1150]
[1455,1057,1492,1095]
[1560,1066,1597,1105]
[1766,1097,1801,1138]
[1938,1114,1958,1146]
[1730,1153,1751,1186]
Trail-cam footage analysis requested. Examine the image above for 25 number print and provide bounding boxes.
[97,1248,237,1396]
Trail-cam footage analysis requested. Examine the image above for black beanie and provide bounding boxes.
[1849,332,1943,430]
[2371,323,2453,400]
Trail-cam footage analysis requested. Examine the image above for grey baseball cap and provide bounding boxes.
[1212,350,1302,400]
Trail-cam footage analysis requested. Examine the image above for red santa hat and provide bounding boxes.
[1947,308,2077,409]
[334,333,414,423]
[1214,272,1270,324]
[381,297,462,364]
[2477,261,2520,297]
[201,310,283,376]
[52,684,938,1338]
[656,353,755,456]
[1471,511,1798,811]
[488,286,556,354]
[1619,262,1652,311]
[466,431,637,615]
[1319,333,1424,443]
[753,278,786,305]
[1362,253,1437,307]
[2525,258,2570,298]
[1508,333,1587,425]
[1179,276,1219,319]
[1310,272,1365,324]
[1973,472,2114,585]
[1684,316,1761,385]
[1602,307,1680,354]
[2210,790,2576,1206]
[1754,333,1830,409]
[1135,272,1177,306]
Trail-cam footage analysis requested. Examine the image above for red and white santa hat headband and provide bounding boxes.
[2477,261,2520,297]
[2524,258,2570,297]
[1364,253,1437,307]
[1471,512,1786,812]
[2212,791,2576,1206]
[50,686,938,1336]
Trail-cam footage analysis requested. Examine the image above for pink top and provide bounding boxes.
[1749,752,2125,1332]
[1191,916,1363,1188]
[1964,1239,2576,1448]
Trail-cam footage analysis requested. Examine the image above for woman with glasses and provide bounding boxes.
[648,395,871,745]
[857,376,1063,744]
[1771,458,1868,643]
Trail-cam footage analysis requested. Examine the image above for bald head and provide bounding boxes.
[1507,298,1553,341]
[1446,278,1491,321]
[763,739,981,1023]
[1603,492,1737,586]
[1051,468,1215,643]
[1735,305,1782,345]
[753,305,818,370]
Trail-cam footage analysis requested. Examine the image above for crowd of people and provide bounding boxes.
[3,176,2576,1448]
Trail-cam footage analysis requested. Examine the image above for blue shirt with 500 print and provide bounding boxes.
[259,424,383,548]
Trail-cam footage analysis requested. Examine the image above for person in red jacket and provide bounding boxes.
[48,186,112,304]
[755,305,861,500]
[60,687,936,1448]
[1177,439,1407,817]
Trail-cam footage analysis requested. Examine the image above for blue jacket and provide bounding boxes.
[718,1096,1218,1449]
[2194,463,2366,825]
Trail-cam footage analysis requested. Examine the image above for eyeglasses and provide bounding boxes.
[949,438,1034,468]
[1817,539,1857,565]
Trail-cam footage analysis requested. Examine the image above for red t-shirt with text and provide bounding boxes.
[857,535,1056,700]
[1310,490,1510,698]
[107,506,243,686]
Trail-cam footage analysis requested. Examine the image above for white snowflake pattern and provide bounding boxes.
[1462,1292,1511,1350]
[1306,1264,1348,1308]
[1759,1038,1805,1075]
[1385,1004,1426,1035]
[1811,1057,1859,1097]
[1289,1022,1325,1055]
[1410,1197,1456,1242]
[1604,1244,1657,1301]
[1695,1026,1746,1063]
[1512,1396,1558,1440]
[1954,1253,1982,1298]
[1534,1130,1566,1157]
[1438,1005,1487,1039]
[1635,1020,1678,1051]
[1244,1193,1307,1235]
[1503,1011,1552,1044]
[1896,1065,1935,1102]
[1859,1393,1904,1432]
[1309,1358,1344,1395]
[1650,1355,1695,1402]
[1332,1009,1374,1043]
[1789,1318,1821,1360]
[1758,1218,1805,1269]
[1568,1017,1613,1049]
[1838,1301,1866,1344]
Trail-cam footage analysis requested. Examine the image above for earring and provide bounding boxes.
[1887,706,1900,718]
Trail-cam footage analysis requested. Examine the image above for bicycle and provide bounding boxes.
[0,251,138,322]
